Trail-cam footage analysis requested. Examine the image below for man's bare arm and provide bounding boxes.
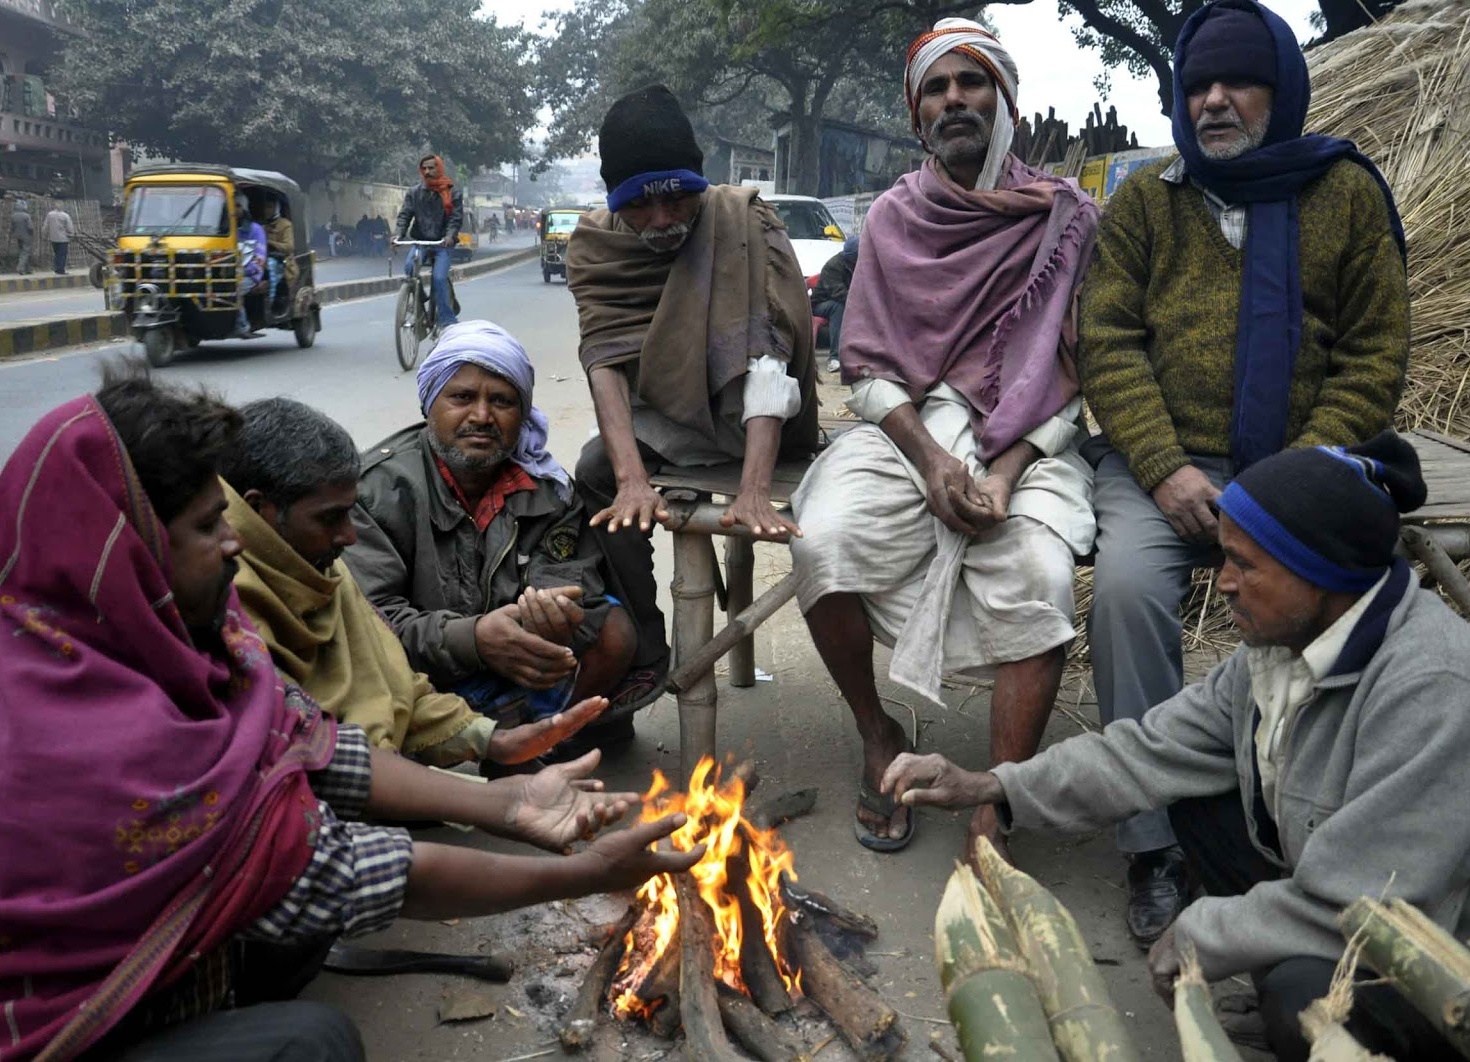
[587,366,668,532]
[720,415,800,538]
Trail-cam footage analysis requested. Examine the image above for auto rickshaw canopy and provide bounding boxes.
[125,164,311,257]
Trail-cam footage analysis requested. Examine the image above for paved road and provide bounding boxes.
[0,234,534,326]
[0,252,1188,1061]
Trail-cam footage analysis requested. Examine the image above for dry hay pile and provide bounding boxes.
[1306,0,1470,437]
[1070,4,1470,672]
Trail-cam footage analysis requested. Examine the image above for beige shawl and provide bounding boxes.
[566,184,817,449]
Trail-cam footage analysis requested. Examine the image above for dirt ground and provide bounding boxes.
[303,376,1267,1061]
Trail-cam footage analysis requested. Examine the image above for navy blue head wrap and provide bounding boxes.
[1170,0,1406,472]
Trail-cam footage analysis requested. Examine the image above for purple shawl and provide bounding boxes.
[842,156,1098,460]
[0,397,333,1059]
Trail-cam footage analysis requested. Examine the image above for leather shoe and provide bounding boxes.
[1125,844,1189,947]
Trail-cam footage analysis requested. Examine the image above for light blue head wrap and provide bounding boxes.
[416,320,571,500]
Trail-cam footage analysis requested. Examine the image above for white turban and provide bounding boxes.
[904,18,1019,191]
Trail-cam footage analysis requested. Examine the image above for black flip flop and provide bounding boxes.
[854,736,917,853]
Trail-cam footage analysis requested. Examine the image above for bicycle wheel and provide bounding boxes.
[394,280,423,371]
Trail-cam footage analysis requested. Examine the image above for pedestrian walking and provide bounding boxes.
[41,206,74,274]
[9,198,33,275]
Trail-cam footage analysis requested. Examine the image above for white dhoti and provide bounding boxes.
[790,384,1095,704]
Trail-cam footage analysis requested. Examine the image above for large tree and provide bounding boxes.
[56,0,536,185]
[536,0,974,195]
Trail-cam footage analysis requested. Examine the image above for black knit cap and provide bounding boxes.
[1217,431,1427,592]
[598,84,704,194]
[1179,4,1278,94]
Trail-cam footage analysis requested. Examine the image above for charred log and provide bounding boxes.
[557,904,640,1050]
[780,874,880,941]
[675,874,746,1061]
[785,913,906,1061]
[716,984,812,1061]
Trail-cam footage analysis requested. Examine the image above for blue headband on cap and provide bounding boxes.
[1217,481,1383,592]
[606,169,709,213]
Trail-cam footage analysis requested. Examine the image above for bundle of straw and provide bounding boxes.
[1305,0,1470,439]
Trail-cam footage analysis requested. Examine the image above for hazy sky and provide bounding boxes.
[484,0,1322,149]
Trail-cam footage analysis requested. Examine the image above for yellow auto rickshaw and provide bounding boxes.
[110,164,321,367]
[539,205,587,284]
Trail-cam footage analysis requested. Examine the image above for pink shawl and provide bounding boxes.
[841,155,1099,460]
[0,397,335,1060]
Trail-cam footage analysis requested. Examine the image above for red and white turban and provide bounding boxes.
[904,18,1020,191]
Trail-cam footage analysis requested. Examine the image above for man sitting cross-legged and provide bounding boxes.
[348,320,639,754]
[789,19,1098,861]
[883,432,1470,1062]
[220,397,606,770]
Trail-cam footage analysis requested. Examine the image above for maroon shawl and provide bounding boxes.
[841,155,1099,460]
[0,397,335,1061]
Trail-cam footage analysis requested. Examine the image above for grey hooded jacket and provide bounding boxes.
[994,562,1470,980]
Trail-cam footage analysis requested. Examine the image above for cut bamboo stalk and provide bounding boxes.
[674,874,745,1061]
[671,531,718,785]
[1338,897,1470,1057]
[785,913,906,1060]
[1300,998,1392,1061]
[557,904,640,1049]
[935,862,1060,1061]
[716,985,812,1061]
[1173,948,1243,1062]
[974,837,1141,1062]
[667,573,797,694]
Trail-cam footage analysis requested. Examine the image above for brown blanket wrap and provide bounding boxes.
[566,185,818,452]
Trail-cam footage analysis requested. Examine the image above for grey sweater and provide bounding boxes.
[994,563,1470,980]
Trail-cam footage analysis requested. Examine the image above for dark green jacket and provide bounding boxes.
[346,425,608,689]
[1078,157,1409,492]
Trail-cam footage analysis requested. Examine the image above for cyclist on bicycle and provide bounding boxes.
[395,154,463,330]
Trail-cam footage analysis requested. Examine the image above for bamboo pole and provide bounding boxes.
[935,862,1060,1061]
[1298,926,1393,1061]
[1173,948,1243,1062]
[974,837,1141,1062]
[671,531,718,785]
[724,537,756,687]
[1338,897,1470,1058]
[667,575,797,694]
[1401,526,1470,615]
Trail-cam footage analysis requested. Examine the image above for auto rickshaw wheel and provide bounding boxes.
[142,328,176,368]
[294,310,318,349]
[542,266,551,283]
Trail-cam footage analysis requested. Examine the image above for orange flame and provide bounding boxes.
[610,757,800,1021]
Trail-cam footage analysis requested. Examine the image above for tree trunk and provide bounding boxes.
[788,103,823,198]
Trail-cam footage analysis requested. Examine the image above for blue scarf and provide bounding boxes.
[1170,0,1405,471]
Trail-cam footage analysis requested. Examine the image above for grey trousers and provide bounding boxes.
[1085,439,1232,854]
[14,237,31,274]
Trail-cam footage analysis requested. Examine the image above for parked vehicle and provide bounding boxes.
[110,164,321,367]
[765,194,845,296]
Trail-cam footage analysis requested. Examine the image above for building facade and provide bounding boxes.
[0,0,112,201]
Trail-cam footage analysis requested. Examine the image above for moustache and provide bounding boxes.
[457,426,504,441]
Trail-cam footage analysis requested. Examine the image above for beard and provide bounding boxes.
[925,108,994,176]
[1196,105,1272,161]
[428,426,512,479]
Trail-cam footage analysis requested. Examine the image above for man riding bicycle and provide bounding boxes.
[396,154,463,330]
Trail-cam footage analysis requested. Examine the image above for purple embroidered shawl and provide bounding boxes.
[841,155,1098,460]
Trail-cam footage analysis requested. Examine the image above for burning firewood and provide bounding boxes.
[636,920,683,1038]
[780,874,881,941]
[785,912,906,1060]
[716,985,813,1061]
[558,905,640,1050]
[731,851,794,1016]
[746,786,819,831]
[676,873,747,1061]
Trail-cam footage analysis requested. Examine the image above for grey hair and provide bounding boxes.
[218,397,361,509]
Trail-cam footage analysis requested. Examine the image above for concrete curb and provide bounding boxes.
[0,272,94,295]
[0,245,540,361]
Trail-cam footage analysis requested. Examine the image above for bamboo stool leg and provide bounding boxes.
[724,537,756,688]
[1402,525,1470,617]
[672,530,718,783]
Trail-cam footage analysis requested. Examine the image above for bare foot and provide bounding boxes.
[966,804,1013,872]
[855,716,910,844]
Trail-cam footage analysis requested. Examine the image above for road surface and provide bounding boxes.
[0,255,1196,1061]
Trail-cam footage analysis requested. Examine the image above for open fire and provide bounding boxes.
[610,756,800,1024]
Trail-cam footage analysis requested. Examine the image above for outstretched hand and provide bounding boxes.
[881,752,1000,809]
[501,750,640,852]
[577,813,706,893]
[485,696,607,766]
[590,481,669,534]
[720,488,801,540]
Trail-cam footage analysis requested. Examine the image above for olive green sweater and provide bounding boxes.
[1078,157,1409,491]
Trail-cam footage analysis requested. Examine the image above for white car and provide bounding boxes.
[765,194,846,295]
